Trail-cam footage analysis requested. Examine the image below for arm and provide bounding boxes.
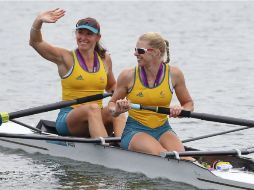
[170,66,194,117]
[108,68,134,117]
[29,8,70,67]
[104,54,116,93]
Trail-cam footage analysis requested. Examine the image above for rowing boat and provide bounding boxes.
[0,120,254,190]
[1,94,254,189]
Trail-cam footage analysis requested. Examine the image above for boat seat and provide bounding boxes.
[36,120,58,134]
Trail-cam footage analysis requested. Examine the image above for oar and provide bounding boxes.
[130,104,254,127]
[11,119,43,133]
[160,148,254,158]
[0,132,121,143]
[182,126,250,143]
[0,93,112,125]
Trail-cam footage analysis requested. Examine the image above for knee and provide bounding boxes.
[87,103,101,115]
[116,112,126,119]
[151,147,167,156]
[81,103,101,116]
[87,103,100,110]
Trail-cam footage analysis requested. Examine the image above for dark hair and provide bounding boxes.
[95,42,107,59]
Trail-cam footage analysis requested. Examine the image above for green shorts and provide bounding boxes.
[121,116,174,150]
[56,107,72,136]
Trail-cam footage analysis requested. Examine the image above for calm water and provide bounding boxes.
[0,1,254,189]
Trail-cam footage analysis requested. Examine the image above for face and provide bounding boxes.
[134,40,154,66]
[75,29,101,51]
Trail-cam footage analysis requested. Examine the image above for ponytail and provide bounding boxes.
[164,40,170,64]
[95,42,107,59]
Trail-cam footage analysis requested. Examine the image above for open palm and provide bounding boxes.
[39,8,65,23]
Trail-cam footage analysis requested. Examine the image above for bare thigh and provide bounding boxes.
[66,104,105,137]
[159,131,185,152]
[101,106,114,135]
[101,106,112,125]
[101,106,126,137]
[129,132,166,155]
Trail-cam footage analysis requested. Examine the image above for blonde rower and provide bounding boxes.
[108,32,194,156]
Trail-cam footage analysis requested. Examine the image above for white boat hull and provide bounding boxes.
[0,122,254,190]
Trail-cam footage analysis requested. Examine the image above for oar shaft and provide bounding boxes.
[0,132,121,143]
[161,149,254,158]
[189,112,254,127]
[10,119,42,133]
[4,93,112,121]
[182,126,250,143]
[131,104,254,128]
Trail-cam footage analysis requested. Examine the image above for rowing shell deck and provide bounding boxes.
[0,120,254,190]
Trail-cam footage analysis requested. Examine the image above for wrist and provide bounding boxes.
[31,18,43,31]
[108,101,120,117]
[31,26,41,32]
[110,108,120,117]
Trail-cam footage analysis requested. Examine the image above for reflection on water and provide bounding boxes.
[0,147,199,190]
[0,148,60,189]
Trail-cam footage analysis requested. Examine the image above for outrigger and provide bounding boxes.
[1,93,254,190]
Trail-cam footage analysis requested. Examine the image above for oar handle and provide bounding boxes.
[156,107,191,117]
[0,93,112,125]
[131,104,190,117]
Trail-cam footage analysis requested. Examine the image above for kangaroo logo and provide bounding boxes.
[136,91,144,97]
[76,75,84,80]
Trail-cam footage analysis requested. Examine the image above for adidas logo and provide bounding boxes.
[160,91,165,98]
[76,75,84,80]
[136,92,144,97]
[99,77,105,83]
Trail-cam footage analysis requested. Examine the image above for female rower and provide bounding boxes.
[108,32,194,156]
[29,8,125,138]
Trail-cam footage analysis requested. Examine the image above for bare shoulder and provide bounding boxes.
[56,49,74,77]
[117,67,135,88]
[170,65,183,75]
[170,65,185,78]
[102,52,112,72]
[169,65,185,86]
[104,52,112,63]
[119,67,134,80]
[59,48,75,69]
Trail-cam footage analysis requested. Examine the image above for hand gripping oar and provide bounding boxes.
[130,104,254,128]
[0,93,112,125]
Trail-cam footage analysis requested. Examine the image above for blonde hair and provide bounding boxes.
[139,32,170,64]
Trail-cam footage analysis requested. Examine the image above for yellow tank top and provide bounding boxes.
[61,50,107,108]
[127,64,173,128]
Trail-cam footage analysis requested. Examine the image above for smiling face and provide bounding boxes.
[75,29,101,52]
[134,40,155,67]
[135,32,168,67]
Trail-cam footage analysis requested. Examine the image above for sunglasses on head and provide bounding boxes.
[135,48,153,55]
[76,21,97,28]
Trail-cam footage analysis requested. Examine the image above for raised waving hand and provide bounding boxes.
[38,8,65,23]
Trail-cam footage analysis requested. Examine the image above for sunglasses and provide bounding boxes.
[135,48,153,55]
[76,18,100,34]
[76,21,98,29]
